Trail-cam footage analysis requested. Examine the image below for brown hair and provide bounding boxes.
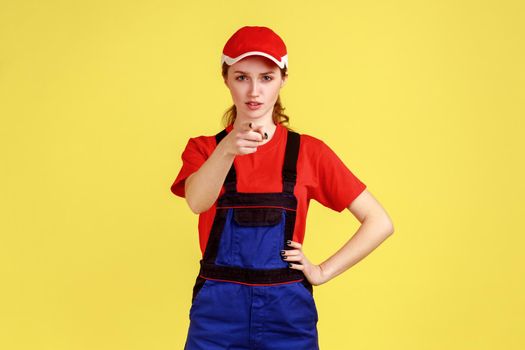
[221,62,293,131]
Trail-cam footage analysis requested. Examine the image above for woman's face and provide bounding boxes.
[224,55,287,124]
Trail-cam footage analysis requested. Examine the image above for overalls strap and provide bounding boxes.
[214,127,300,194]
[282,131,300,194]
[214,129,237,193]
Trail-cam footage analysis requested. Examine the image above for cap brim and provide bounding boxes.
[221,52,287,69]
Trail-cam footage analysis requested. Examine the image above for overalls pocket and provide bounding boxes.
[233,207,283,226]
[215,207,288,269]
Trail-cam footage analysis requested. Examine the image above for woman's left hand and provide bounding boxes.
[282,240,328,286]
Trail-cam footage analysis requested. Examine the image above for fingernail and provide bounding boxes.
[288,263,292,267]
[264,132,268,139]
[280,250,285,255]
[286,240,291,245]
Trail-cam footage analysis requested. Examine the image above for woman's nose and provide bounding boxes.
[249,81,259,96]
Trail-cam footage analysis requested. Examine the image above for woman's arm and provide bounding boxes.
[184,122,265,214]
[284,189,394,285]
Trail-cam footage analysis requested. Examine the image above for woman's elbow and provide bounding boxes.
[376,207,394,236]
[380,212,395,236]
[185,195,208,215]
[386,220,395,236]
[184,177,205,214]
[186,201,202,215]
[365,212,394,236]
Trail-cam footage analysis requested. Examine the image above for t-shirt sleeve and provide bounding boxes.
[310,141,367,212]
[170,137,209,198]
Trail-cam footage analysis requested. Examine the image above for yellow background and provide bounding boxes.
[1,0,524,349]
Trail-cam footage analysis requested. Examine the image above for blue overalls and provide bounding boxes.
[184,128,319,350]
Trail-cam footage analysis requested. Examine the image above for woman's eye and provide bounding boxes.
[235,75,273,81]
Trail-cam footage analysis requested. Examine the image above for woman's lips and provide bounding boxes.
[246,102,262,110]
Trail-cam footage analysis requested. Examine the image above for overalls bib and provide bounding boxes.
[184,128,320,350]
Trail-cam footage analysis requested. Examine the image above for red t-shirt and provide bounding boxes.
[171,123,367,257]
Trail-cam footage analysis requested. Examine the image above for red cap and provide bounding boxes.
[221,26,288,69]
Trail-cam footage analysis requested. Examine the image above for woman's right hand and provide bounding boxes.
[220,121,266,156]
[184,121,266,214]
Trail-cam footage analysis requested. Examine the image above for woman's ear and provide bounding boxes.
[281,74,288,87]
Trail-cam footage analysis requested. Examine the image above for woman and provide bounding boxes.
[171,25,394,350]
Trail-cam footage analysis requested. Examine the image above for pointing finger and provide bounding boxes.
[242,121,253,131]
[250,123,268,140]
